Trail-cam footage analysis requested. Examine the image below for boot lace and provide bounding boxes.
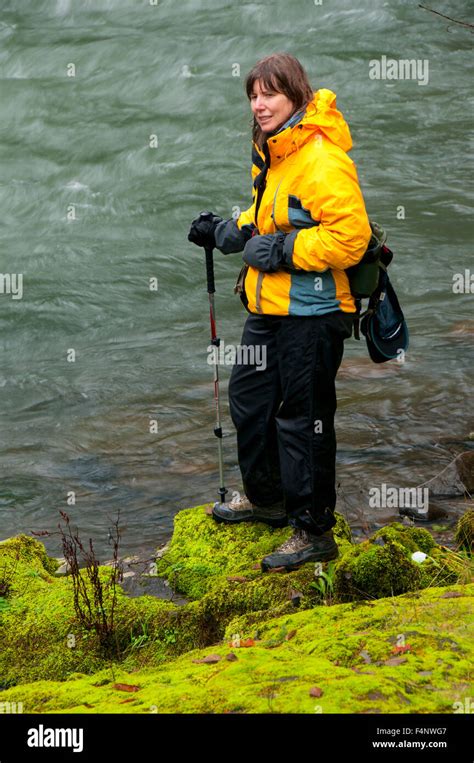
[276,528,310,553]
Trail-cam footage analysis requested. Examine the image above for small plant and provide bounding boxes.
[163,629,177,645]
[310,561,336,605]
[128,622,150,651]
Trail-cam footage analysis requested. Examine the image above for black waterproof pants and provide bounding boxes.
[228,310,353,535]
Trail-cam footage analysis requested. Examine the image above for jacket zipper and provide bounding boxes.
[271,179,283,231]
[252,141,272,313]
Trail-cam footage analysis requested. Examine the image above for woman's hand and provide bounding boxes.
[242,231,293,272]
[188,211,223,249]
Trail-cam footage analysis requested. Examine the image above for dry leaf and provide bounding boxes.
[309,687,323,698]
[227,576,248,583]
[285,629,297,641]
[225,653,238,661]
[392,644,412,655]
[113,683,140,692]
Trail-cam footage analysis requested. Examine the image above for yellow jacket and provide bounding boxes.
[216,89,372,316]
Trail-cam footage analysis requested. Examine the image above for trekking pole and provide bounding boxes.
[203,232,228,506]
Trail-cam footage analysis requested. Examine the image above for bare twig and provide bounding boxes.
[56,510,123,656]
[419,4,474,30]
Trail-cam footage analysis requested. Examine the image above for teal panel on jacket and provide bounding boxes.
[287,195,319,229]
[288,270,341,316]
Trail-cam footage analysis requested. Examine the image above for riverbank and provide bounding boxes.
[0,504,472,713]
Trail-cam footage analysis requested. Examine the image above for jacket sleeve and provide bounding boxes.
[214,215,255,254]
[283,151,372,272]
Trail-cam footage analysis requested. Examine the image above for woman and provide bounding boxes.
[188,53,371,571]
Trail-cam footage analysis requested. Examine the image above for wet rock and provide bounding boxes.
[54,559,70,576]
[121,555,141,566]
[398,500,448,523]
[155,542,170,559]
[192,654,222,665]
[418,452,474,497]
[119,573,188,604]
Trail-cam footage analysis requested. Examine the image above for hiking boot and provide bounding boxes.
[261,528,338,572]
[212,494,287,528]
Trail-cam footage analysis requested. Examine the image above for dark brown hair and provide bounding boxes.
[245,53,314,148]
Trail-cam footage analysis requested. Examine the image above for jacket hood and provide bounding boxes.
[301,89,352,152]
[262,88,352,163]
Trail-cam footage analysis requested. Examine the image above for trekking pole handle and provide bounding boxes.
[198,211,216,294]
[204,246,215,295]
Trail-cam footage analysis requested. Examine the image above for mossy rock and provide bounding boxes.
[334,523,472,602]
[372,523,437,555]
[155,504,352,600]
[1,512,469,690]
[0,583,471,714]
[455,509,474,553]
[0,508,351,686]
[0,534,60,593]
[0,522,336,687]
[0,534,186,686]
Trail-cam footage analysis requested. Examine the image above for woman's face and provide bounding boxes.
[250,79,295,134]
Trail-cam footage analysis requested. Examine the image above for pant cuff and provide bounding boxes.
[288,506,336,536]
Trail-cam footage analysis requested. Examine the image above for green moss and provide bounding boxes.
[334,539,421,601]
[0,511,471,698]
[334,523,472,602]
[455,509,474,554]
[0,534,59,575]
[155,504,352,600]
[0,534,59,595]
[0,583,471,714]
[0,527,325,687]
[372,523,437,555]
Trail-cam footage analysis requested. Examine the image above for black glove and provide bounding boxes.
[188,211,223,249]
[242,231,296,272]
